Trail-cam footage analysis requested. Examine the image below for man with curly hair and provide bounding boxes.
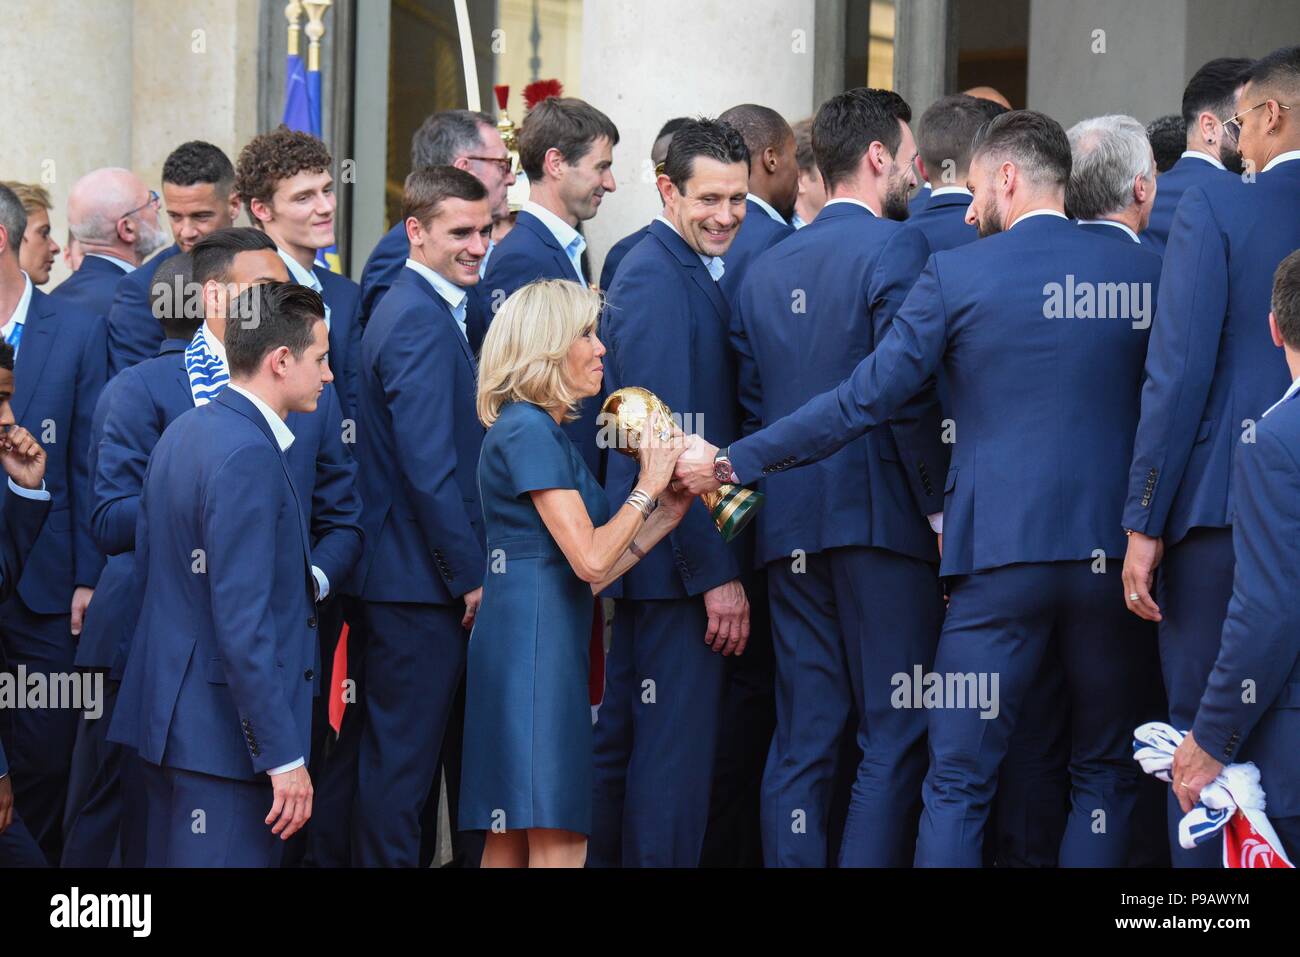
[236,126,362,421]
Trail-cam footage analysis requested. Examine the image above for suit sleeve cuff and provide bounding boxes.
[312,565,329,602]
[927,512,943,534]
[7,477,50,501]
[267,757,305,776]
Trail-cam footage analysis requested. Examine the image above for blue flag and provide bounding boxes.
[283,50,339,271]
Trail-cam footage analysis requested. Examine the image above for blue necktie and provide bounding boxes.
[5,321,23,356]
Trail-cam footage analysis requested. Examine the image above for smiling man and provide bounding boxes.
[591,118,753,868]
[105,142,242,375]
[237,127,363,420]
[484,96,619,483]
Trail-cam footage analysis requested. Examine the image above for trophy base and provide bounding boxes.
[705,484,763,543]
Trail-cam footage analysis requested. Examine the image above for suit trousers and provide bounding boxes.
[590,596,725,867]
[1156,526,1235,868]
[763,546,943,867]
[351,600,466,867]
[140,760,282,867]
[0,598,79,865]
[915,560,1154,867]
[61,674,124,867]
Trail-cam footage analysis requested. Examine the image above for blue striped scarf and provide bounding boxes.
[185,327,228,406]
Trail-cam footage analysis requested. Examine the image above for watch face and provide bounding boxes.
[714,459,732,482]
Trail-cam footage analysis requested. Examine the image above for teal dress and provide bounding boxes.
[459,401,610,834]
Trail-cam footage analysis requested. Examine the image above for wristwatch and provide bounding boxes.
[713,446,737,484]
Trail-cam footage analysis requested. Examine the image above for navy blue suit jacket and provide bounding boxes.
[352,266,485,604]
[599,224,649,292]
[719,199,794,304]
[3,287,107,613]
[82,341,362,673]
[315,266,363,421]
[0,487,52,776]
[105,244,179,376]
[731,214,1163,577]
[907,183,932,218]
[1123,160,1300,544]
[731,201,945,567]
[905,191,975,255]
[48,254,128,326]
[1192,392,1300,817]
[483,209,604,480]
[108,389,317,780]
[602,219,745,598]
[1140,154,1233,254]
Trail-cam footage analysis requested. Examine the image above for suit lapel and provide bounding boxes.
[518,211,583,284]
[648,220,729,323]
[401,268,478,372]
[13,290,59,425]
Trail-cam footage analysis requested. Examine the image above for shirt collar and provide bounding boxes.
[226,383,295,451]
[823,197,878,216]
[747,193,788,225]
[278,248,323,292]
[929,185,973,199]
[201,321,228,366]
[2,272,33,333]
[1263,376,1300,418]
[791,212,808,229]
[1180,149,1226,170]
[1262,150,1300,173]
[655,215,724,281]
[1077,218,1141,243]
[1009,208,1069,230]
[524,200,585,256]
[88,253,137,274]
[405,257,468,313]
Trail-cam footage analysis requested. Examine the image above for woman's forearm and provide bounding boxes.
[591,507,679,594]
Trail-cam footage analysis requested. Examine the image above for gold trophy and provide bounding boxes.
[601,387,762,543]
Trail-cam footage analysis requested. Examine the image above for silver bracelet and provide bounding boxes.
[626,488,656,519]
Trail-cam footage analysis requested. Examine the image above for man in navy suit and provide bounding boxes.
[680,110,1164,867]
[1140,58,1253,253]
[109,281,329,866]
[1068,114,1158,246]
[731,89,946,867]
[0,183,109,864]
[105,141,242,376]
[236,127,364,421]
[484,97,618,483]
[592,119,752,867]
[349,167,490,867]
[0,339,54,868]
[599,117,688,292]
[1174,250,1300,861]
[715,104,797,304]
[1121,46,1300,867]
[359,110,516,328]
[790,118,825,229]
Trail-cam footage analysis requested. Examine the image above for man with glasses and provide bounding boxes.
[359,110,517,335]
[1121,44,1300,867]
[1141,58,1253,254]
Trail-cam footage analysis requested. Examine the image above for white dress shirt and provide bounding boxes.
[1009,208,1070,229]
[87,253,137,274]
[1180,149,1226,170]
[929,186,974,199]
[0,272,33,357]
[1076,218,1141,243]
[1262,150,1300,173]
[278,248,331,330]
[654,215,725,281]
[823,197,879,216]
[224,383,305,777]
[404,258,469,340]
[523,200,587,285]
[747,193,789,225]
[1262,376,1300,419]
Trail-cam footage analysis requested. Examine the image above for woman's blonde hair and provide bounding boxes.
[477,278,603,427]
[1,181,52,215]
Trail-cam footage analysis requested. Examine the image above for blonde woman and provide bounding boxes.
[460,279,691,868]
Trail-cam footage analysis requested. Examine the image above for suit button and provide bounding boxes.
[305,669,314,681]
[241,719,250,728]
[308,617,318,628]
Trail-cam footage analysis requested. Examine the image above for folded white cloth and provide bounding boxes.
[1133,721,1294,866]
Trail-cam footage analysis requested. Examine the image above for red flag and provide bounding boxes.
[1223,810,1295,867]
[328,622,349,735]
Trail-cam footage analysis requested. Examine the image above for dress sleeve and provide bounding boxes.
[504,416,578,496]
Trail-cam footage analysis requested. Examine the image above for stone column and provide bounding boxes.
[894,0,956,117]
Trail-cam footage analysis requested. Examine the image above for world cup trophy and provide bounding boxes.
[601,387,762,543]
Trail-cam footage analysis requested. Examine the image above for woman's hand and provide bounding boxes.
[656,480,695,526]
[635,412,686,499]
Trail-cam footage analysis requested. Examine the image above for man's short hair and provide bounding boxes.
[0,181,52,215]
[0,339,14,372]
[235,125,333,220]
[1146,114,1186,173]
[1272,248,1300,351]
[190,227,278,286]
[662,118,750,193]
[971,109,1072,189]
[410,110,496,171]
[652,117,691,168]
[813,88,912,191]
[151,251,203,341]
[225,281,325,379]
[1182,57,1256,128]
[402,166,488,227]
[1241,46,1300,100]
[518,97,620,181]
[163,141,236,194]
[791,118,816,173]
[0,184,27,261]
[916,94,1007,179]
[718,104,793,161]
[1066,115,1155,219]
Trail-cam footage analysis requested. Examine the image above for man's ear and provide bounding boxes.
[1199,110,1220,146]
[227,191,243,223]
[249,196,274,225]
[656,173,676,207]
[543,146,567,180]
[763,145,779,174]
[1270,310,1285,349]
[202,278,223,318]
[915,155,931,185]
[404,215,424,247]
